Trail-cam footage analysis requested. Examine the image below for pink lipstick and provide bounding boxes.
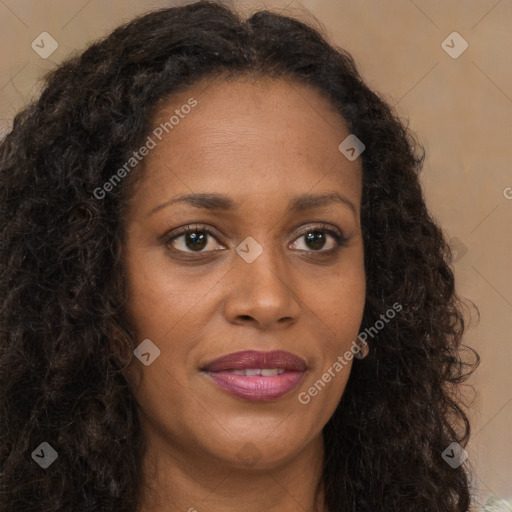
[201,350,307,401]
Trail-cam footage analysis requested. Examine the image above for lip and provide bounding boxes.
[201,350,307,401]
[202,350,307,372]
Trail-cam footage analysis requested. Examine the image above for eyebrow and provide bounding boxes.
[148,192,357,217]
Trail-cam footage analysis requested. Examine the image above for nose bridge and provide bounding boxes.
[236,230,287,290]
[224,230,299,325]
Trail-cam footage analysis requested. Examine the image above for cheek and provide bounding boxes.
[319,291,365,368]
[121,262,200,403]
[333,281,366,334]
[315,258,366,335]
[297,280,365,417]
[122,250,202,339]
[310,258,366,383]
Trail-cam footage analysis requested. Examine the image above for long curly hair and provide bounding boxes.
[0,2,480,511]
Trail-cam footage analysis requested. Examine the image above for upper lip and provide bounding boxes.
[201,350,307,372]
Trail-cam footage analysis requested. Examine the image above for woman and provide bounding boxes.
[0,1,479,511]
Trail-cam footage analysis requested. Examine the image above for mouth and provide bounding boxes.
[200,350,307,401]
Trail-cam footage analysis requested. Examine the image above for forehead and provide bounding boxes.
[126,75,362,214]
[152,73,347,140]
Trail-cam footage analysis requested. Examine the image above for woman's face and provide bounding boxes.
[121,75,366,470]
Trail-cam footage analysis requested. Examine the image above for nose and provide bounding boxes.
[223,240,301,330]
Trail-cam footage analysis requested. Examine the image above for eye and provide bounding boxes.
[163,223,348,256]
[164,224,225,254]
[290,224,349,253]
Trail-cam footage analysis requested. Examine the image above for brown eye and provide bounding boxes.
[300,231,330,251]
[290,225,348,253]
[165,225,225,254]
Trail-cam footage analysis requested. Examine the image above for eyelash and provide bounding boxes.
[163,223,349,257]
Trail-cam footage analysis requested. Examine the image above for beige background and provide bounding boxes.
[1,0,511,509]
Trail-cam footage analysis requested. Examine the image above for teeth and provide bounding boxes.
[228,368,287,376]
[260,368,279,376]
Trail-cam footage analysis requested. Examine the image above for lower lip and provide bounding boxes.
[203,370,306,401]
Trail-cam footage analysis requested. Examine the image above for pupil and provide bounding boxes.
[306,231,325,250]
[186,232,206,251]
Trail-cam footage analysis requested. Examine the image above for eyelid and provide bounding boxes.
[162,224,222,245]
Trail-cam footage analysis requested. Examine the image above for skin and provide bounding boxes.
[121,74,366,512]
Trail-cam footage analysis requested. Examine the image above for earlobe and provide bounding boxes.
[353,338,369,359]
